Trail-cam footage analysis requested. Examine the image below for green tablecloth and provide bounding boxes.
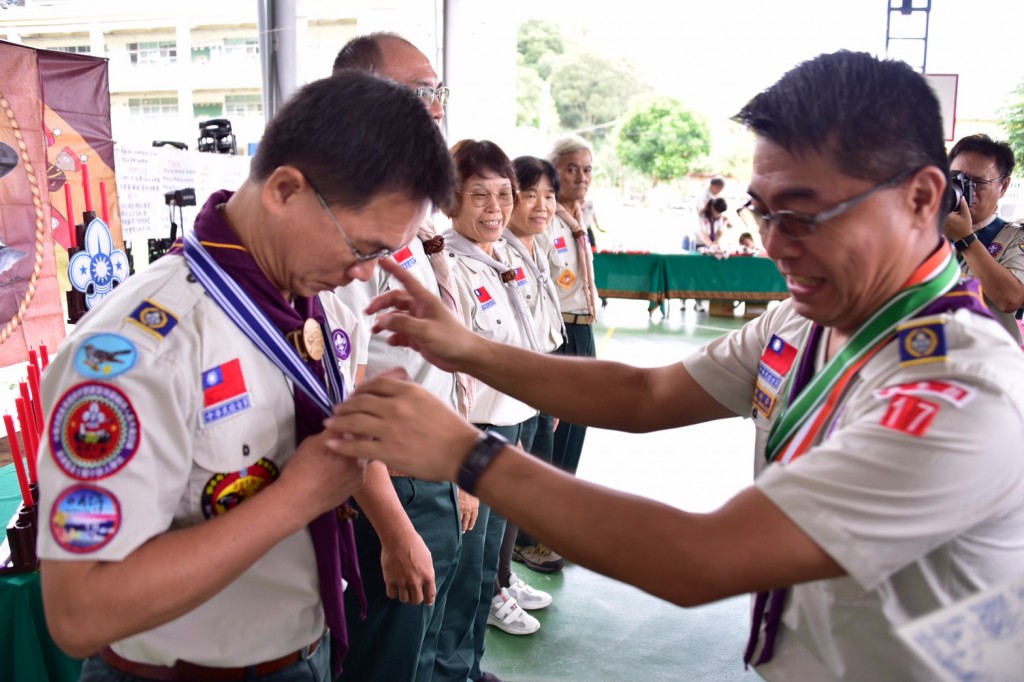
[0,465,84,682]
[593,252,789,302]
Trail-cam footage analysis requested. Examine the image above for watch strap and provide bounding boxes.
[953,232,978,252]
[457,431,509,494]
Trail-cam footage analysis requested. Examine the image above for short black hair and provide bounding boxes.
[250,71,454,212]
[733,50,948,183]
[949,134,1016,178]
[512,156,560,199]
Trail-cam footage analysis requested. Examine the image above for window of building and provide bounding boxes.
[52,45,91,54]
[128,41,177,66]
[194,103,224,119]
[223,37,259,56]
[224,94,262,118]
[128,97,179,119]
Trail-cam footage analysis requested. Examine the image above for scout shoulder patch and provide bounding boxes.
[553,236,569,253]
[50,484,122,553]
[125,299,179,340]
[514,267,528,287]
[49,382,141,481]
[758,334,798,383]
[74,333,138,379]
[879,395,940,437]
[897,318,947,366]
[874,379,977,408]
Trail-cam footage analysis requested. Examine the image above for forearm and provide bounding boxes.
[962,243,1024,311]
[353,461,418,545]
[474,446,841,607]
[460,339,729,432]
[42,481,310,657]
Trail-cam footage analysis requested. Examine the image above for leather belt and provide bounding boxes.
[98,635,321,682]
[561,312,593,325]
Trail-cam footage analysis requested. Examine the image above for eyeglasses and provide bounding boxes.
[415,86,450,106]
[462,189,516,207]
[306,177,400,262]
[737,167,920,241]
[963,173,1008,188]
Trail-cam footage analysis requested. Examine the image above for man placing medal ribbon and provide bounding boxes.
[324,51,1024,681]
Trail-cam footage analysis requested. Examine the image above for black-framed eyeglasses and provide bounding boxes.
[964,173,1008,187]
[306,176,400,262]
[415,86,450,106]
[462,188,516,207]
[737,167,920,241]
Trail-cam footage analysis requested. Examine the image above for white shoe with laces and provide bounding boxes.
[487,588,540,635]
[505,571,552,610]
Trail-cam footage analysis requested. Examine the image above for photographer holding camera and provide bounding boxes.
[944,134,1024,344]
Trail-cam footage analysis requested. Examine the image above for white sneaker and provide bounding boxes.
[505,571,552,610]
[487,588,540,635]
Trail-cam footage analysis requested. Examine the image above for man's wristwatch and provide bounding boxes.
[457,431,509,494]
[953,232,978,252]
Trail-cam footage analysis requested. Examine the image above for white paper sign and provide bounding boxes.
[896,573,1024,681]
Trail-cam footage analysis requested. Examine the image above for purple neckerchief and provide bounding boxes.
[175,189,365,675]
[744,276,993,669]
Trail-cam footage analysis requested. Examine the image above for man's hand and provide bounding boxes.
[942,197,973,242]
[366,259,481,373]
[279,431,367,520]
[458,489,480,533]
[381,530,437,605]
[324,374,479,483]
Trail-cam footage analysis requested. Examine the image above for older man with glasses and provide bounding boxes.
[942,133,1024,344]
[325,51,1024,681]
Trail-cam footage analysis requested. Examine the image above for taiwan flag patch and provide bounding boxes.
[759,335,798,377]
[474,287,496,310]
[393,245,417,270]
[514,267,528,287]
[553,236,569,253]
[200,359,252,427]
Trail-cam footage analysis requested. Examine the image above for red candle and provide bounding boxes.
[28,365,44,440]
[40,344,49,370]
[28,349,39,375]
[18,382,35,435]
[99,180,109,223]
[3,415,32,508]
[15,398,37,482]
[81,161,92,212]
[63,183,76,247]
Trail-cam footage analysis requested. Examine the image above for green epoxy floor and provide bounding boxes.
[482,299,767,681]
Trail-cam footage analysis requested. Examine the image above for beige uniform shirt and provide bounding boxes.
[958,217,1024,343]
[684,299,1024,681]
[543,213,598,316]
[37,255,361,666]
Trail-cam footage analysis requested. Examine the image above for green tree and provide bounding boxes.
[615,96,711,185]
[1000,80,1024,177]
[549,50,647,134]
[517,19,565,80]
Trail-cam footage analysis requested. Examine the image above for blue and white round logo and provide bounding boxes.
[332,329,351,361]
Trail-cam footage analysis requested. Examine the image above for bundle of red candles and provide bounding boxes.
[3,345,50,509]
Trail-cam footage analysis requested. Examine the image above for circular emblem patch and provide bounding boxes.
[50,485,122,553]
[201,458,279,518]
[988,241,1004,257]
[73,333,139,379]
[332,328,351,361]
[50,382,141,480]
[903,328,938,358]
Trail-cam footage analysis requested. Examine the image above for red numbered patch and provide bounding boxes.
[880,395,939,437]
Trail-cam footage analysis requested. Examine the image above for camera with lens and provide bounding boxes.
[946,171,975,215]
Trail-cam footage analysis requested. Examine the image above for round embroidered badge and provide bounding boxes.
[50,484,122,553]
[201,458,280,518]
[50,382,141,480]
[73,333,139,379]
[332,329,351,361]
